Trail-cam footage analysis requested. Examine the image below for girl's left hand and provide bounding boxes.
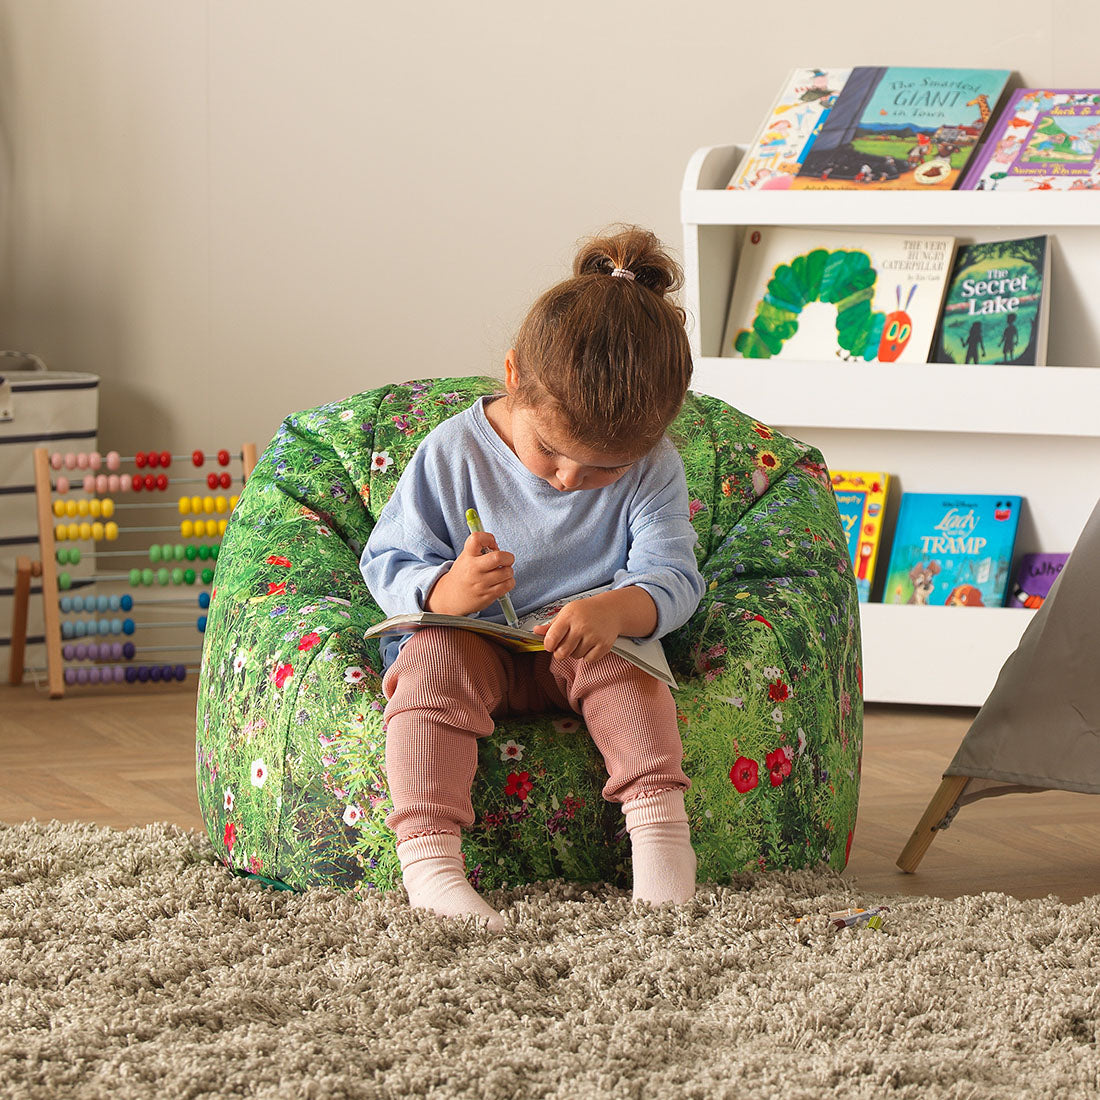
[532,599,620,662]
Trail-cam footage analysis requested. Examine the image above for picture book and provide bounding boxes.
[960,89,1100,190]
[790,66,1011,190]
[931,235,1051,366]
[363,585,677,688]
[722,226,956,363]
[883,493,1023,607]
[1008,552,1070,609]
[831,470,891,602]
[727,68,852,190]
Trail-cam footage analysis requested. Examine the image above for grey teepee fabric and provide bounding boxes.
[944,494,1100,809]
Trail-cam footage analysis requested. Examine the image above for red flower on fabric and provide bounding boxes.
[504,771,534,801]
[223,822,237,852]
[752,614,774,629]
[729,756,759,793]
[752,423,773,440]
[766,746,793,788]
[767,679,790,702]
[266,555,292,568]
[272,663,294,689]
[267,581,287,596]
[298,632,321,652]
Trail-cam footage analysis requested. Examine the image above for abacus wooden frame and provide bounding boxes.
[8,443,258,698]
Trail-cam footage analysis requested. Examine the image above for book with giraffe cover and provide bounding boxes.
[961,89,1100,190]
[790,67,1012,190]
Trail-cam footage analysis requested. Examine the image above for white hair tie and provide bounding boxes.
[610,267,635,281]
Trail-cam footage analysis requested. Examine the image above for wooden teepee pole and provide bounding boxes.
[897,775,971,872]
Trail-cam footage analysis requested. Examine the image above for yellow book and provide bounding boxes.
[831,471,891,602]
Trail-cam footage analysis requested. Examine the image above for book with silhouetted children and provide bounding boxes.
[791,66,1012,190]
[722,226,956,363]
[931,235,1051,365]
[363,584,677,687]
[727,68,852,190]
[883,492,1022,607]
[831,470,891,601]
[1007,552,1069,609]
[961,88,1100,190]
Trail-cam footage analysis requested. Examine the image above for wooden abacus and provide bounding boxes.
[8,443,257,698]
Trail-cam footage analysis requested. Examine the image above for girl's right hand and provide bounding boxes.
[425,532,515,617]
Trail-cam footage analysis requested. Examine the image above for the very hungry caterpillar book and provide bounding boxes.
[791,66,1011,190]
[932,235,1051,366]
[961,89,1100,190]
[722,226,955,363]
[831,470,891,602]
[727,68,852,190]
[883,492,1022,607]
[364,585,677,688]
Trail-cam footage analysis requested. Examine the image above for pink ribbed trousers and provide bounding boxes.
[381,626,690,842]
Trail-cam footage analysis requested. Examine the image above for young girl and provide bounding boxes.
[362,226,704,930]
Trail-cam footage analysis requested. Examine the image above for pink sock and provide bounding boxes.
[624,789,697,905]
[396,833,505,932]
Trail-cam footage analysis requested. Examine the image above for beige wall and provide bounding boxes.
[0,0,1092,454]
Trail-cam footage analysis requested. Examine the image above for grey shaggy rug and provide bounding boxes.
[2,822,1100,1099]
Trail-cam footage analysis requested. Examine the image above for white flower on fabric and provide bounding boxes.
[223,788,234,812]
[250,759,268,787]
[370,451,394,473]
[344,666,366,685]
[339,409,356,422]
[763,666,781,680]
[233,652,246,674]
[500,739,524,762]
[772,706,784,725]
[797,728,807,757]
[718,695,744,708]
[343,804,363,827]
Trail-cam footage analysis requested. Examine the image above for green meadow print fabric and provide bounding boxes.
[196,378,862,892]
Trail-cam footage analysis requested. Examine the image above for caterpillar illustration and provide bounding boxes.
[733,247,917,362]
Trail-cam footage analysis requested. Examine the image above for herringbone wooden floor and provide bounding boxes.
[3,682,1098,901]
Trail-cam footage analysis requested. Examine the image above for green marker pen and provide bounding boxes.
[465,507,519,627]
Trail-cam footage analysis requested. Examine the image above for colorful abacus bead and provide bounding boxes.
[159,451,171,468]
[219,472,232,489]
[135,451,148,468]
[106,451,121,471]
[192,450,204,467]
[217,449,230,466]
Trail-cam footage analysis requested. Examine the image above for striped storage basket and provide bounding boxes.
[1,355,99,670]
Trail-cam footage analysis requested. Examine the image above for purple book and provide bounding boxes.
[961,88,1100,190]
[1008,552,1070,609]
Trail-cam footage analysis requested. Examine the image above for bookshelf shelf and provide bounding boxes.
[682,144,1100,706]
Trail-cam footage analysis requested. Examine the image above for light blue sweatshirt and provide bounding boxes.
[361,397,705,668]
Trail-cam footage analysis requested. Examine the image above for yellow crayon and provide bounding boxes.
[465,507,519,628]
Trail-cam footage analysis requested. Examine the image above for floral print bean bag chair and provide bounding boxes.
[196,377,862,892]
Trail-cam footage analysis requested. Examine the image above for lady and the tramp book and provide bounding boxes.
[931,235,1051,365]
[364,585,678,688]
[727,68,852,190]
[831,470,891,602]
[883,492,1022,607]
[791,66,1011,189]
[961,89,1100,190]
[722,226,956,363]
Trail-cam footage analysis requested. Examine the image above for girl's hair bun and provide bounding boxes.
[573,224,684,298]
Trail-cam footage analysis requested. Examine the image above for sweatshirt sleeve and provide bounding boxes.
[360,442,458,617]
[611,441,705,639]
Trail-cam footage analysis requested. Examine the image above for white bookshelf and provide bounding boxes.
[682,144,1100,706]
